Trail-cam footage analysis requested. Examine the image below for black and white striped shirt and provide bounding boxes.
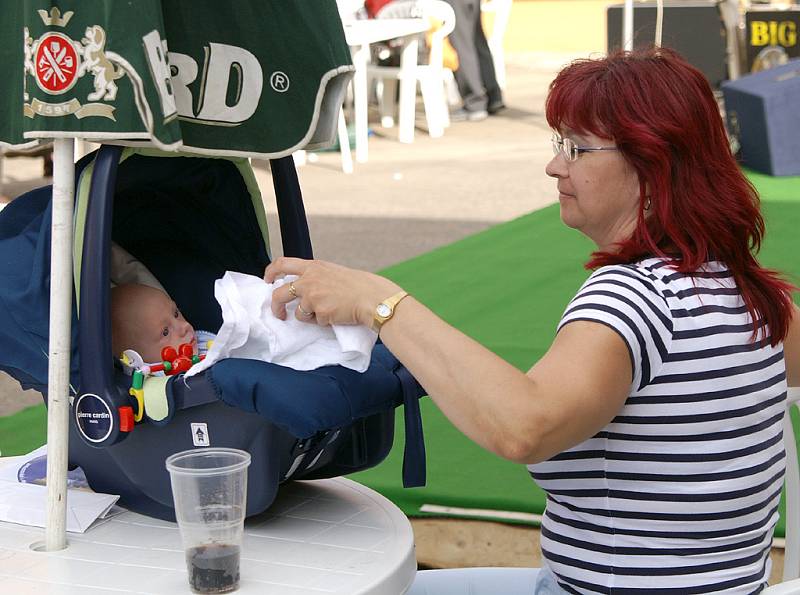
[529,258,786,594]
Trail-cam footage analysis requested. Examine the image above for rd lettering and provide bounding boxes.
[143,32,263,125]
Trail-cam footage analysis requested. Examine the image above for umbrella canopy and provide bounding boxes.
[1,0,354,157]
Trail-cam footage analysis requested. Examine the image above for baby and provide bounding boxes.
[111,273,376,377]
[111,283,198,363]
[110,278,376,425]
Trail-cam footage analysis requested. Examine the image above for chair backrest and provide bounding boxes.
[481,0,512,47]
[337,0,365,21]
[424,0,455,38]
[785,387,800,581]
[422,0,455,72]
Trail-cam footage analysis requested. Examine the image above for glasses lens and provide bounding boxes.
[562,138,577,162]
[551,134,561,157]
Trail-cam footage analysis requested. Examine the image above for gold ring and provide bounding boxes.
[298,305,314,318]
[288,281,298,298]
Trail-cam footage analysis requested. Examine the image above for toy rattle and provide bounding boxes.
[126,342,207,423]
[142,343,205,376]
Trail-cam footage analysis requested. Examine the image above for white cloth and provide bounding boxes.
[185,272,377,378]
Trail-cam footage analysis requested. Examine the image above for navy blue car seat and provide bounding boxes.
[0,145,426,521]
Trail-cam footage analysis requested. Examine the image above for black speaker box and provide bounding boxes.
[722,59,800,176]
[607,1,729,88]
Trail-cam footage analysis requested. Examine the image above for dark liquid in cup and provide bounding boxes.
[187,543,241,594]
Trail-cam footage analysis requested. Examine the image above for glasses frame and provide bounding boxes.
[551,134,618,162]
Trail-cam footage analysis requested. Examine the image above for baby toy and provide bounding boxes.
[143,344,205,376]
[121,342,210,423]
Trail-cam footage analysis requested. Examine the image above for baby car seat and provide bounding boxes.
[0,145,425,521]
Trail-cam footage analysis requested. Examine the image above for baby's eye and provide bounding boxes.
[162,327,170,337]
[174,309,179,318]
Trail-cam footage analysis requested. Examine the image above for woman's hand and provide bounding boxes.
[264,257,402,327]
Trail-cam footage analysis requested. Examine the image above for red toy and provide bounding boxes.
[143,342,204,376]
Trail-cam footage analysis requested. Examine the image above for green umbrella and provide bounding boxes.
[2,0,353,155]
[1,0,353,551]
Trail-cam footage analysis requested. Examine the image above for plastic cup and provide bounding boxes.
[166,448,251,594]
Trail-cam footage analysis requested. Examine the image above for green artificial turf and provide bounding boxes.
[0,403,46,458]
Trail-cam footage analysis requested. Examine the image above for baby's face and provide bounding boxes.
[141,293,196,362]
[115,286,196,362]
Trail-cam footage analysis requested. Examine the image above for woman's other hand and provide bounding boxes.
[264,257,402,327]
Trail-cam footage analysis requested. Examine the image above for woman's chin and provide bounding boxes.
[558,202,581,230]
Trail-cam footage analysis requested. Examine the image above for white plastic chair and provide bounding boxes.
[292,108,353,174]
[336,108,354,174]
[764,386,800,593]
[766,581,800,595]
[369,0,455,138]
[480,0,512,90]
[337,0,365,23]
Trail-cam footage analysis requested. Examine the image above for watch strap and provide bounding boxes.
[372,291,409,333]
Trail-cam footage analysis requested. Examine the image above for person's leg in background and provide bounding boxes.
[472,7,504,114]
[444,0,489,120]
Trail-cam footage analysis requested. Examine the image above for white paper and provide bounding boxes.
[0,447,121,533]
[0,481,120,533]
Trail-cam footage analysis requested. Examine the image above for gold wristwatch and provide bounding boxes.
[372,291,409,333]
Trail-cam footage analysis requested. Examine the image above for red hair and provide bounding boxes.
[546,47,795,345]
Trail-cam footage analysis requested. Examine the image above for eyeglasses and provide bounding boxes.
[551,134,618,162]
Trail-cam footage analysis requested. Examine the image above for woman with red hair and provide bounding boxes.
[266,48,800,593]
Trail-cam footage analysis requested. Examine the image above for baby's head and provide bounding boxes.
[111,284,196,362]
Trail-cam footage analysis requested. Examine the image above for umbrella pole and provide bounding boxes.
[44,138,75,552]
[623,0,634,52]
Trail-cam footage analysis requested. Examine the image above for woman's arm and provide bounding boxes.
[378,297,632,463]
[265,258,632,464]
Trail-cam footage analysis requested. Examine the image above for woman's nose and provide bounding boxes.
[545,153,567,179]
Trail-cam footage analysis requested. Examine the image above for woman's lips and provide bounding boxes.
[558,187,575,198]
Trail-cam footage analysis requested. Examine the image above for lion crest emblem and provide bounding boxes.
[23,7,132,121]
[81,25,125,101]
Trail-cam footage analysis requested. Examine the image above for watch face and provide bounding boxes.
[376,303,392,317]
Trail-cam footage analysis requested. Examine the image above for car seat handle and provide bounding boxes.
[75,144,131,447]
[269,156,313,259]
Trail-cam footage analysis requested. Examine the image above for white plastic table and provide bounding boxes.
[343,19,430,163]
[0,476,416,594]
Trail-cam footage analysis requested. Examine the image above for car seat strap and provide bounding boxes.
[397,365,426,488]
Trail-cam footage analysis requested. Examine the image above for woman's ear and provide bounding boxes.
[638,180,652,212]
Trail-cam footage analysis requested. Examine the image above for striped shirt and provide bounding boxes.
[529,258,786,594]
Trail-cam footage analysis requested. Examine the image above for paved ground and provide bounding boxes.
[0,51,786,580]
